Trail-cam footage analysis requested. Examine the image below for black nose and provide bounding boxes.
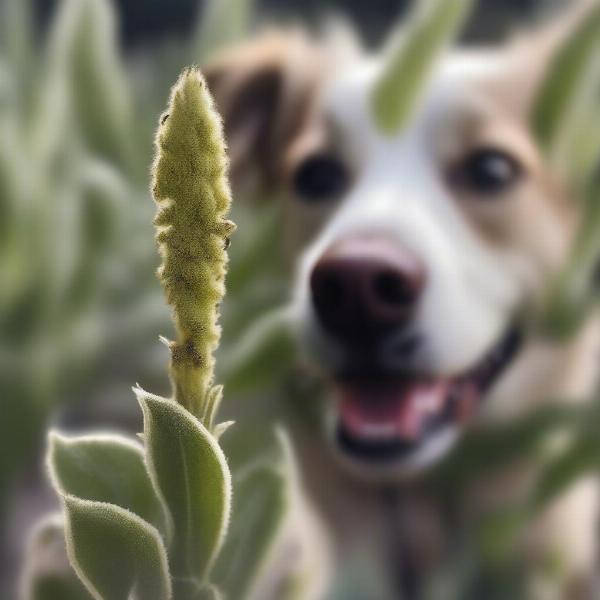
[310,235,425,344]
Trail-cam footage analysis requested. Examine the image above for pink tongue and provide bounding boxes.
[338,380,451,440]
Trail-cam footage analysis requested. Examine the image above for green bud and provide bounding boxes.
[151,68,235,417]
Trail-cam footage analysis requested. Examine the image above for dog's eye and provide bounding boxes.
[292,154,349,202]
[452,148,522,196]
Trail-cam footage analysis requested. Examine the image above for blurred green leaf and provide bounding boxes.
[0,0,35,106]
[29,574,92,600]
[62,158,126,315]
[213,429,290,598]
[538,182,600,338]
[430,404,582,490]
[0,96,23,260]
[532,3,600,160]
[220,306,296,394]
[568,106,600,192]
[190,0,255,62]
[22,514,92,600]
[532,433,600,510]
[372,0,474,134]
[137,390,232,582]
[48,432,171,540]
[63,495,171,600]
[479,506,530,566]
[36,0,136,173]
[226,203,284,298]
[171,580,223,600]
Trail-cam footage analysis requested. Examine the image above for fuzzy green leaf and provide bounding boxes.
[372,0,474,135]
[532,3,600,157]
[137,389,231,582]
[63,496,171,600]
[48,432,171,540]
[213,430,290,598]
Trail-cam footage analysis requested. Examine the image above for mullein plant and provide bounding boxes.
[2,0,295,590]
[34,69,292,600]
[0,0,284,512]
[9,0,301,594]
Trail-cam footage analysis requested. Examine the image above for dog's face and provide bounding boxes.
[209,25,578,479]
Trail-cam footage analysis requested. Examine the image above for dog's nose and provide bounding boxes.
[310,236,425,343]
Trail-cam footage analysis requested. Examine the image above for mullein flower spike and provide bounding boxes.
[152,68,235,418]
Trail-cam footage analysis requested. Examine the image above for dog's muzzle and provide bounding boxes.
[308,233,521,469]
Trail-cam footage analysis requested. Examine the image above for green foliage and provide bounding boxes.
[214,429,290,598]
[46,433,172,599]
[430,404,579,491]
[190,0,256,62]
[23,514,92,600]
[10,0,600,597]
[0,0,167,532]
[40,0,137,173]
[225,203,284,301]
[532,432,600,510]
[220,306,296,394]
[532,3,600,170]
[537,183,600,339]
[38,60,299,600]
[63,496,171,600]
[30,576,91,600]
[152,68,235,416]
[532,3,600,338]
[371,0,474,135]
[48,433,171,539]
[1,0,287,559]
[40,66,237,600]
[2,1,298,598]
[137,390,231,582]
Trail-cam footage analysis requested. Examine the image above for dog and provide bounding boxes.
[207,3,600,598]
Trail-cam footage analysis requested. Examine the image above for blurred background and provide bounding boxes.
[0,0,593,598]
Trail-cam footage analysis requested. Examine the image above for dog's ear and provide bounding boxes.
[205,29,328,195]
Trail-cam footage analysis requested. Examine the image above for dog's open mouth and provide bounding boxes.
[334,327,522,464]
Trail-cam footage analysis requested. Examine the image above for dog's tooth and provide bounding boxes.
[359,423,397,439]
[416,391,436,412]
[415,385,445,414]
